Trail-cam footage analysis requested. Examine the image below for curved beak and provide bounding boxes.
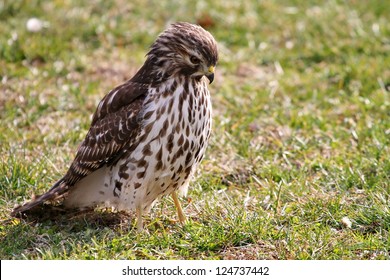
[206,73,214,84]
[206,65,215,84]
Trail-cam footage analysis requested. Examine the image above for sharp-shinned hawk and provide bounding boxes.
[12,22,218,231]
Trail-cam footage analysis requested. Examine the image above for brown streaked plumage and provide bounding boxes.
[11,22,218,231]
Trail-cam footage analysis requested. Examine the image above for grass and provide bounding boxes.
[0,0,389,259]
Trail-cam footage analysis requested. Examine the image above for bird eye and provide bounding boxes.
[190,56,201,64]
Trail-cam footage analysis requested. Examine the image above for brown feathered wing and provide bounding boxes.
[11,80,149,216]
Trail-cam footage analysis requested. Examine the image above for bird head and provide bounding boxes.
[146,22,218,84]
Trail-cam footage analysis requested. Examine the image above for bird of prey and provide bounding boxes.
[11,22,218,231]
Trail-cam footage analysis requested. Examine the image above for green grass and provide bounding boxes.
[1,0,389,259]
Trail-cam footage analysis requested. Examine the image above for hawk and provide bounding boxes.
[12,22,218,231]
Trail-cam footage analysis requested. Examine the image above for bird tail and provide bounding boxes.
[11,178,69,217]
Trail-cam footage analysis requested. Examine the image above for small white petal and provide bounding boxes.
[341,216,352,228]
[26,18,43,32]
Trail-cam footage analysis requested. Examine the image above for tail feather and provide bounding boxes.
[11,179,69,217]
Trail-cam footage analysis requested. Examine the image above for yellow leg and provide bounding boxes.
[172,191,186,224]
[136,205,143,232]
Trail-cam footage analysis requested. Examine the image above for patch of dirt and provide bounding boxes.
[221,242,279,260]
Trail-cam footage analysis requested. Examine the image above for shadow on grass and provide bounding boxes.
[11,205,133,230]
[0,207,136,259]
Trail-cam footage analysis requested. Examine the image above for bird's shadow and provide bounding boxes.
[0,205,139,258]
[11,204,135,231]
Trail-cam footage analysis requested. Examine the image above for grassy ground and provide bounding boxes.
[0,0,389,259]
